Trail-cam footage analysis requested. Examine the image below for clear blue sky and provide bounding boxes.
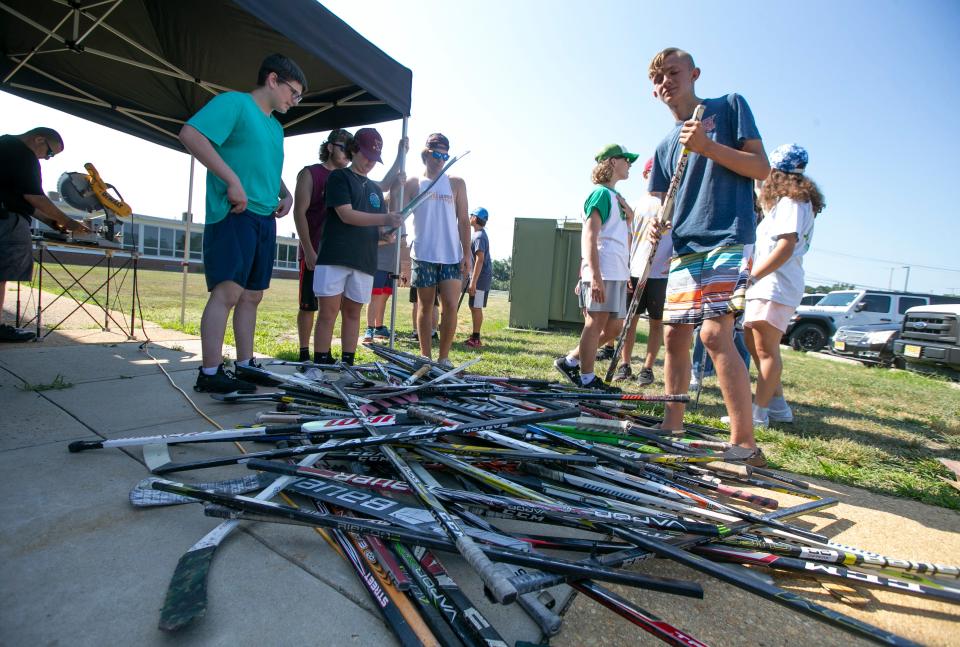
[4,0,959,293]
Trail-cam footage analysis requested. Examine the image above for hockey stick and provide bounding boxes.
[309,497,435,647]
[68,415,397,453]
[157,479,702,595]
[150,407,576,474]
[606,103,706,381]
[129,474,276,508]
[409,544,510,647]
[571,580,709,647]
[156,451,327,631]
[694,545,960,605]
[327,380,520,605]
[605,524,919,646]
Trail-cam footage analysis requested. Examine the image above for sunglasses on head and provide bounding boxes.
[429,150,450,161]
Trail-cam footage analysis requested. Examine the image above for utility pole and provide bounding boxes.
[902,265,911,292]
[888,267,894,290]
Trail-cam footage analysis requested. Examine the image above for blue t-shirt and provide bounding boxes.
[186,92,284,223]
[648,94,761,255]
[471,228,493,291]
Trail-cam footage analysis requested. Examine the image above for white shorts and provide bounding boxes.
[313,264,374,304]
[744,298,796,334]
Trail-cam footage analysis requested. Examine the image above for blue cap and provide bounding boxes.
[770,143,808,174]
[471,207,489,221]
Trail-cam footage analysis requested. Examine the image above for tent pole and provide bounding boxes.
[388,116,408,350]
[179,156,196,328]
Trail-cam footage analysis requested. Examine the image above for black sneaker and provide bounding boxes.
[554,357,581,386]
[596,345,615,361]
[636,367,654,386]
[580,375,621,393]
[612,364,633,382]
[235,359,282,386]
[0,324,35,342]
[195,364,256,393]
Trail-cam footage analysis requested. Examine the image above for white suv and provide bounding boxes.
[784,290,957,352]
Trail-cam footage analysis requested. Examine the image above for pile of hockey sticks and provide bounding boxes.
[71,343,958,646]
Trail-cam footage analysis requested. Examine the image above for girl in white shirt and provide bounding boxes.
[745,144,825,426]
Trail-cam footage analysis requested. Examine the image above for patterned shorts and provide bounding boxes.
[663,245,752,326]
[410,259,461,288]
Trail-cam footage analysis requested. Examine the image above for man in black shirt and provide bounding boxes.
[0,127,88,342]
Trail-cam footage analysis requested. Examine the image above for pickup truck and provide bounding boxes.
[784,289,960,352]
[893,304,960,379]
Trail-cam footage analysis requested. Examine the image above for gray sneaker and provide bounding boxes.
[636,367,654,386]
[554,357,581,386]
[723,445,768,468]
[612,364,633,382]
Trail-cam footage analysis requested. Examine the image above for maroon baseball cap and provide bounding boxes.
[355,127,383,163]
[425,133,449,150]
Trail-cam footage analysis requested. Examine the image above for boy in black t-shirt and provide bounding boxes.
[311,128,402,366]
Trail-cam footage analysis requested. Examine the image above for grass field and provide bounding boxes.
[30,265,960,510]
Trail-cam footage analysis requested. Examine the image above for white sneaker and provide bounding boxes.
[768,397,794,423]
[437,357,453,368]
[689,371,701,391]
[302,367,325,381]
[720,404,769,428]
[752,404,770,428]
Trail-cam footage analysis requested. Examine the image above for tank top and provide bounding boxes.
[299,164,332,259]
[409,174,461,264]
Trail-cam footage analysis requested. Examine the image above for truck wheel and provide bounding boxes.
[789,322,828,352]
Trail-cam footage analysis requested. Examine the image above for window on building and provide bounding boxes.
[158,227,174,257]
[190,231,203,260]
[142,225,159,255]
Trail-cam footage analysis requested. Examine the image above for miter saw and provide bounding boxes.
[56,163,132,247]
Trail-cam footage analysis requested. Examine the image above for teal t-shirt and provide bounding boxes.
[186,92,284,223]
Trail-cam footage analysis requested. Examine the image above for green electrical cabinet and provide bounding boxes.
[509,218,584,330]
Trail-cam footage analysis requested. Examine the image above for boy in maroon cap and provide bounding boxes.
[311,128,402,366]
[403,133,471,366]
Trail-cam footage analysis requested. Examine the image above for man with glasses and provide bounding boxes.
[0,127,89,342]
[179,53,306,392]
[403,133,471,366]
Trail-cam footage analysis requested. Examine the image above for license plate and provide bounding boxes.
[904,344,921,358]
[833,340,845,351]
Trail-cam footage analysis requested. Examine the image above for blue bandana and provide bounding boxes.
[770,143,808,174]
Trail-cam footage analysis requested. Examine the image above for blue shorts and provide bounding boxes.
[410,259,461,288]
[202,210,277,292]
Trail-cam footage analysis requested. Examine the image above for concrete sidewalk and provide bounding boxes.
[2,285,958,646]
[0,287,550,647]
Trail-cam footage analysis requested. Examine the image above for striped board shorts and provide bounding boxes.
[663,245,752,325]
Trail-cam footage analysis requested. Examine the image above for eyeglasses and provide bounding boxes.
[615,156,634,165]
[44,141,55,160]
[430,150,450,161]
[279,79,302,103]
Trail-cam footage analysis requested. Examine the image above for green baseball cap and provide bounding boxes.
[595,144,639,163]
